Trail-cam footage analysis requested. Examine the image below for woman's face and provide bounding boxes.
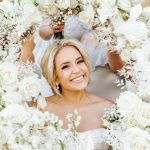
[55,45,89,92]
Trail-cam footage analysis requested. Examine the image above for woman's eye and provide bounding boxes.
[61,65,69,70]
[77,60,84,64]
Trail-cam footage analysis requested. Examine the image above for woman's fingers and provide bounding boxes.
[53,23,64,33]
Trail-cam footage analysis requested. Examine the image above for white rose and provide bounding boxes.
[70,0,78,8]
[0,127,7,145]
[23,3,42,25]
[117,0,131,12]
[0,62,18,86]
[123,127,150,150]
[19,75,42,100]
[135,102,150,128]
[79,11,94,25]
[115,21,148,45]
[2,91,23,106]
[56,0,70,9]
[116,91,142,117]
[48,4,58,15]
[1,104,28,124]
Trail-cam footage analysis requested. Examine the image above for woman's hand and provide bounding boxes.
[108,50,125,73]
[20,35,35,62]
[39,20,64,40]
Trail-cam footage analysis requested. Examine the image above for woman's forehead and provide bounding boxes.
[55,46,82,63]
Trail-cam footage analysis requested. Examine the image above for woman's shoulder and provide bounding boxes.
[88,93,113,108]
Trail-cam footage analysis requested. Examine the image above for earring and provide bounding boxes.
[56,83,59,91]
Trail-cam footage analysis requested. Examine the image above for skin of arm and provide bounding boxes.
[107,51,125,73]
[20,35,35,62]
[39,21,64,40]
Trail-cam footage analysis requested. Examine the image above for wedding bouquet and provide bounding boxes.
[33,0,101,39]
[0,0,42,60]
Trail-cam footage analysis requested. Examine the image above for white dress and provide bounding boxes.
[33,16,108,97]
[79,128,110,150]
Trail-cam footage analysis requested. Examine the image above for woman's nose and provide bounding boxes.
[72,64,80,74]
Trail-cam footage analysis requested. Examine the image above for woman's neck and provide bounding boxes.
[60,89,88,106]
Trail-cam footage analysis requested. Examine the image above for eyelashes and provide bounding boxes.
[61,59,84,70]
[77,60,84,64]
[61,65,69,70]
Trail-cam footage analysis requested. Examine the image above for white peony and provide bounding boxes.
[116,91,142,117]
[117,0,131,12]
[135,102,150,128]
[123,127,150,150]
[0,62,18,86]
[19,75,42,100]
[2,91,23,106]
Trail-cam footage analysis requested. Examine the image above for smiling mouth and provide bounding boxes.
[71,75,85,83]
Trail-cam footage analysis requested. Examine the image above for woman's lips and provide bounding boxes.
[71,75,84,83]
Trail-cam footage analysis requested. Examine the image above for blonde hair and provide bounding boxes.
[41,39,90,95]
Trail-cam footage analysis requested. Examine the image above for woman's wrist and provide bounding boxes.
[39,25,54,40]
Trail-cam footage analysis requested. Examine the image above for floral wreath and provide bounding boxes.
[0,0,150,149]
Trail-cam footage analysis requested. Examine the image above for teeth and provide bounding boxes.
[72,76,84,82]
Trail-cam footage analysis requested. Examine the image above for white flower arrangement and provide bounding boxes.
[0,0,42,60]
[0,61,46,109]
[101,1,150,150]
[103,39,150,149]
[0,104,93,150]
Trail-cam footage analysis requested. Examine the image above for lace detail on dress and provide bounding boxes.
[79,129,109,150]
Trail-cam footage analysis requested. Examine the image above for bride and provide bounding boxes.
[20,16,125,98]
[32,39,113,150]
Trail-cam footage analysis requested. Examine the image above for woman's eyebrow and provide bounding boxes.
[60,57,82,66]
[60,61,70,66]
[76,57,82,61]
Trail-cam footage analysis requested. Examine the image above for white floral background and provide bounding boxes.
[0,0,150,149]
